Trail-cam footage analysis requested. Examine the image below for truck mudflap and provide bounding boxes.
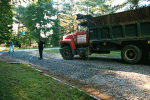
[77,46,91,56]
[77,48,87,55]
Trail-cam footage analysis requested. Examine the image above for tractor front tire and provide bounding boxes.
[61,46,73,60]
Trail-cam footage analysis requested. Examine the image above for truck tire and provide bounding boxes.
[121,45,142,64]
[61,46,73,60]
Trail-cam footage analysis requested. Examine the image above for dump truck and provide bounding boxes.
[59,6,150,64]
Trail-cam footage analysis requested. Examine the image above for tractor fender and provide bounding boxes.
[60,39,76,50]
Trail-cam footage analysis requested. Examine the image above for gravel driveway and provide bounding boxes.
[0,50,150,100]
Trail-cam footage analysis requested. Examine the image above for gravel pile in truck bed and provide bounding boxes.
[0,50,149,100]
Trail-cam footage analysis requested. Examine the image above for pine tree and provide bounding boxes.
[76,0,114,15]
[0,0,13,44]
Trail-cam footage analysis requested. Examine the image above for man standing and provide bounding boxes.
[8,41,14,53]
[38,37,45,60]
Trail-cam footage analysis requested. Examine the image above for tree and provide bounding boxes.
[59,4,77,32]
[14,1,57,46]
[26,1,56,38]
[50,19,60,47]
[112,0,149,11]
[56,0,115,37]
[76,0,114,15]
[0,0,13,44]
[55,1,79,36]
[127,0,141,9]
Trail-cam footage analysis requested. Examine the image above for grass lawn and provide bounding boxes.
[0,61,95,100]
[45,49,60,54]
[0,47,38,51]
[45,49,121,57]
[91,51,121,57]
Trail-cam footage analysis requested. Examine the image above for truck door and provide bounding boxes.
[75,23,89,45]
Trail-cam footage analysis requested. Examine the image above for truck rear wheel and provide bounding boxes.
[61,46,73,60]
[121,45,142,64]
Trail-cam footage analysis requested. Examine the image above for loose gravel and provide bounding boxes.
[0,50,149,100]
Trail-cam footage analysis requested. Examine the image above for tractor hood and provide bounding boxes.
[63,33,74,40]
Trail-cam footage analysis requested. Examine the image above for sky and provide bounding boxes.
[111,0,126,6]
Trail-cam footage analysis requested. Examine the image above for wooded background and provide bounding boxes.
[0,0,149,47]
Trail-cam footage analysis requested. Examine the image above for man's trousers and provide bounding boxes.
[39,49,43,58]
[9,45,14,52]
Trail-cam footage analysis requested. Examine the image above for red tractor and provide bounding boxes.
[60,7,150,64]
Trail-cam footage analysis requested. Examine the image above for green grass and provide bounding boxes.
[45,49,121,57]
[0,47,38,51]
[90,51,121,57]
[0,61,95,100]
[0,47,60,51]
[45,49,60,54]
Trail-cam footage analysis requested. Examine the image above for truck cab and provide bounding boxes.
[59,21,90,60]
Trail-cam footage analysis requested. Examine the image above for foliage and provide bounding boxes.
[57,0,115,36]
[58,14,77,35]
[76,0,115,15]
[12,0,150,47]
[58,1,78,35]
[14,1,57,46]
[12,34,21,47]
[127,0,141,9]
[0,0,13,44]
[112,0,150,11]
[50,19,60,47]
[31,1,56,38]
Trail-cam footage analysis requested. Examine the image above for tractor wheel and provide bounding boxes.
[61,46,73,60]
[121,45,142,64]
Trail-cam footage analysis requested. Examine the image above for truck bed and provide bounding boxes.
[90,6,150,27]
[89,20,150,43]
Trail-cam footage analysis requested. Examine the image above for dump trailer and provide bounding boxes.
[60,6,150,64]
